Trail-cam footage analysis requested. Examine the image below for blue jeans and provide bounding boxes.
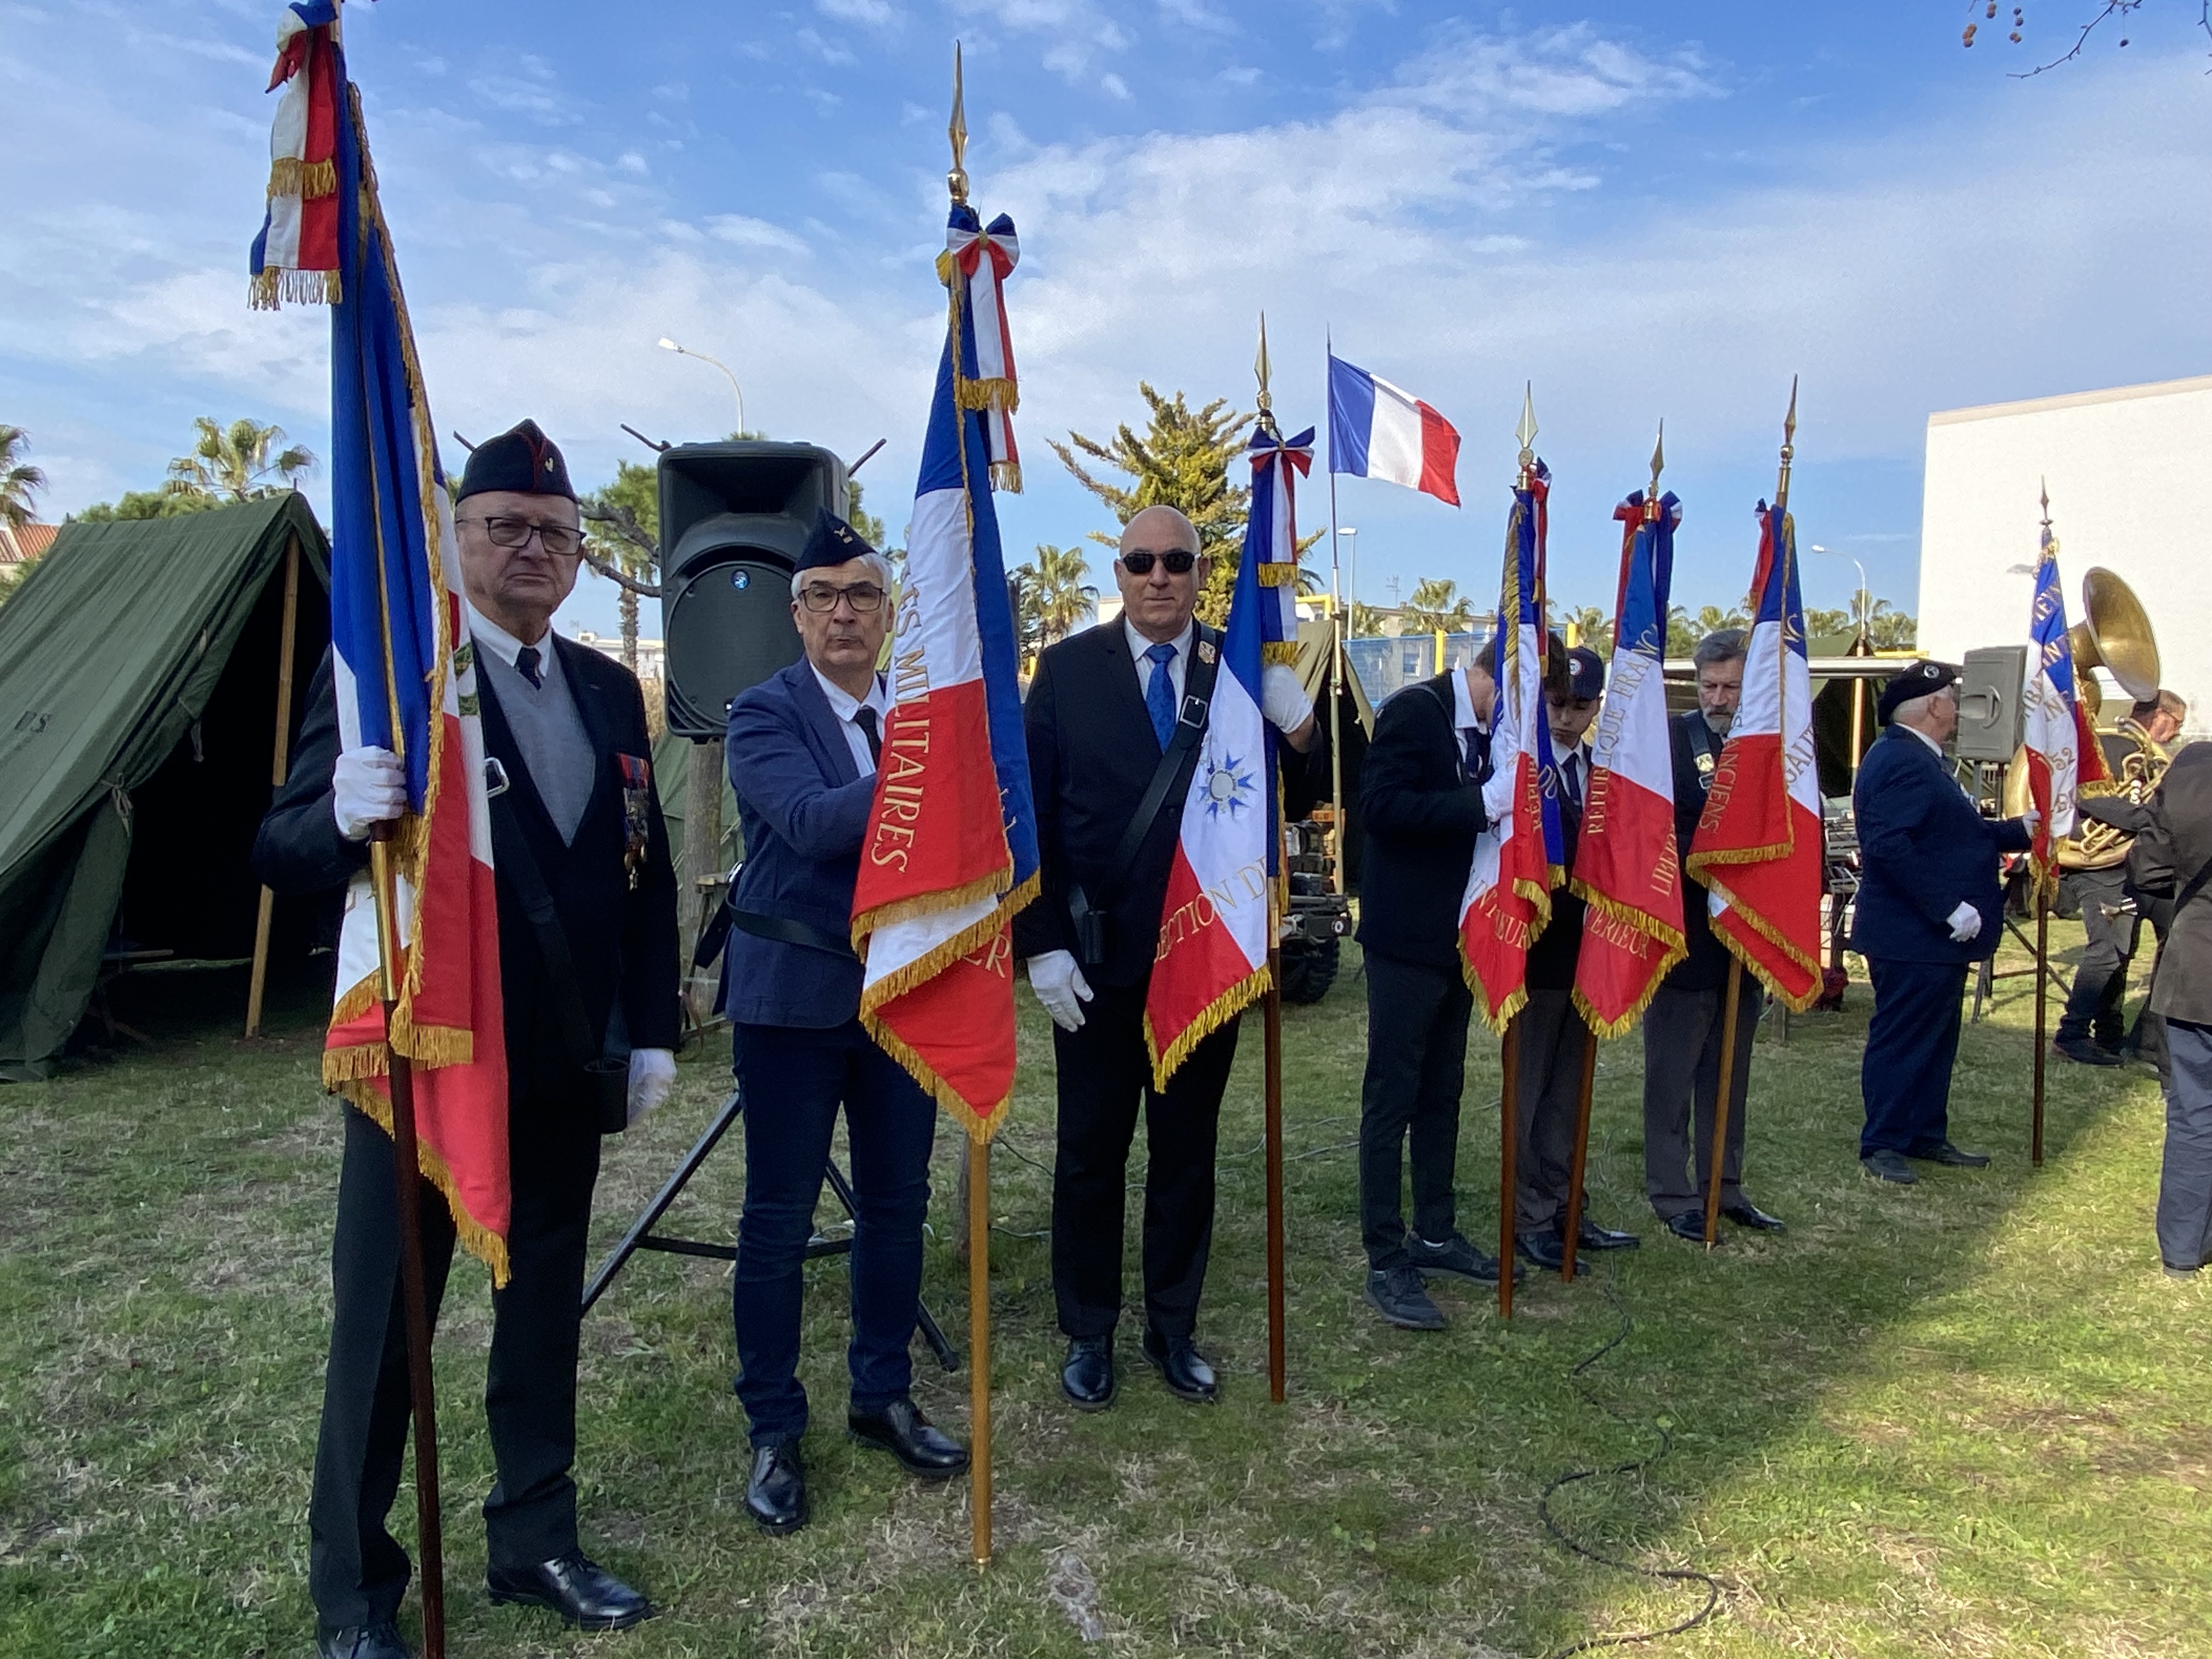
[731,1020,936,1447]
[2158,1019,2212,1271]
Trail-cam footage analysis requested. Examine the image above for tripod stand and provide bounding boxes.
[582,1084,961,1372]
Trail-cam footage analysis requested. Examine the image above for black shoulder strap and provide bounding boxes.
[487,788,602,1074]
[1084,625,1224,917]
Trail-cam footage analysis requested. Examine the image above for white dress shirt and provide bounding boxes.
[1452,667,1493,781]
[810,663,891,778]
[1126,618,1195,708]
[466,602,558,686]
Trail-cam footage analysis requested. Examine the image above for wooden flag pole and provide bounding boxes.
[967,1135,992,1567]
[1263,948,1288,1402]
[1702,958,1745,1248]
[1560,1024,1599,1281]
[245,536,303,1038]
[2032,895,2050,1167]
[367,831,446,1659]
[1499,1015,1521,1318]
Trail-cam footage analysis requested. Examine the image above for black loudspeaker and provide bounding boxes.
[1956,644,2029,763]
[658,442,851,738]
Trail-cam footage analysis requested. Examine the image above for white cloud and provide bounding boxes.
[706,215,812,255]
[1099,71,1130,100]
[819,0,902,24]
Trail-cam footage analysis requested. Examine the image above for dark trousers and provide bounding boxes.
[1514,988,1589,1234]
[309,1099,600,1632]
[1052,977,1238,1339]
[1860,958,1969,1156]
[1641,979,1762,1218]
[2158,1019,2212,1271]
[1358,951,1472,1270]
[731,1019,936,1448]
[2059,867,2137,1046]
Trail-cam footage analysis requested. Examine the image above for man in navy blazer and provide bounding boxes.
[1850,661,2037,1184]
[719,512,968,1537]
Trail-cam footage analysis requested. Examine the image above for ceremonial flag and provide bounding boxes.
[1459,462,1564,1029]
[1326,354,1461,506]
[2021,507,2108,896]
[1247,423,1314,668]
[850,203,1039,1141]
[1571,489,1688,1036]
[1143,440,1285,1086]
[1683,502,1825,1012]
[251,0,510,1280]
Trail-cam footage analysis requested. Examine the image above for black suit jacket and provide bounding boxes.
[253,638,681,1107]
[1658,709,1733,993]
[2136,742,2212,1025]
[1356,672,1489,972]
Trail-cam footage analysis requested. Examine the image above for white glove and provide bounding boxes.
[626,1047,676,1125]
[1260,663,1315,733]
[333,746,407,841]
[2021,808,2043,835]
[1027,950,1094,1032]
[1946,901,1983,944]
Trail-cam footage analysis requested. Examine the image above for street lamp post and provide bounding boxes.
[658,337,746,435]
[1809,543,1870,639]
[1810,542,1874,778]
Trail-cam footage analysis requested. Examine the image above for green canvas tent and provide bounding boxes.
[0,494,331,1079]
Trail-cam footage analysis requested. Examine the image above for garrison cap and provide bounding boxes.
[1564,645,1606,701]
[456,418,575,503]
[1877,659,1961,725]
[795,509,881,574]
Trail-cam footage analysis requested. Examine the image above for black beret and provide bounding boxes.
[1565,645,1606,700]
[456,418,574,503]
[796,509,881,574]
[1877,659,1961,724]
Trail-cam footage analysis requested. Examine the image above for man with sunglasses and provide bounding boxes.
[716,510,970,1537]
[1016,504,1319,1411]
[256,419,678,1658]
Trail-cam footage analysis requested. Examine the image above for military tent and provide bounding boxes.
[0,494,331,1079]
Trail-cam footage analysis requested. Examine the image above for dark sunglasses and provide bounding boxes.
[1119,549,1197,575]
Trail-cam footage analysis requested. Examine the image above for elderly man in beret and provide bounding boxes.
[256,420,678,1658]
[1849,660,2037,1184]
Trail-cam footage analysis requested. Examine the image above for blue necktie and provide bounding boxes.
[1144,641,1179,750]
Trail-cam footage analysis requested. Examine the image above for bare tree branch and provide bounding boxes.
[579,548,662,599]
[579,499,661,562]
[2007,0,2142,78]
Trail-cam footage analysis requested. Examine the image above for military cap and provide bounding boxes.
[456,418,575,503]
[1877,659,1961,724]
[1565,645,1606,701]
[795,509,881,573]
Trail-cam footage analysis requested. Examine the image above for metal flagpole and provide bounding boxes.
[1256,318,1289,1402]
[1325,333,1347,898]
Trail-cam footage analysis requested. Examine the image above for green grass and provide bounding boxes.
[3,925,2207,1658]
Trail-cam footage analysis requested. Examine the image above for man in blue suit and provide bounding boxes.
[718,511,968,1536]
[1850,661,2038,1184]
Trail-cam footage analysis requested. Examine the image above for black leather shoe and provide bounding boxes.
[1062,1335,1116,1410]
[2053,1035,2123,1068]
[486,1551,651,1632]
[317,1623,411,1659]
[1407,1229,1511,1283]
[1514,1230,1588,1276]
[1139,1329,1220,1402]
[1720,1200,1787,1233]
[1906,1140,1991,1168]
[1861,1149,1919,1185]
[849,1398,969,1479]
[1572,1218,1642,1251]
[743,1442,808,1533]
[1365,1265,1447,1330]
[1664,1209,1717,1243]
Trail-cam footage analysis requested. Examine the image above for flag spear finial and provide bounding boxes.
[947,42,969,205]
[2040,475,2052,532]
[1644,420,1666,522]
[1775,375,1798,512]
[1516,382,1537,486]
[1254,312,1277,437]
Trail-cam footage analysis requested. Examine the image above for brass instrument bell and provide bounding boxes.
[2066,566,2160,727]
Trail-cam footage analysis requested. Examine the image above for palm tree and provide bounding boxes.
[1018,543,1097,646]
[1401,577,1476,636]
[0,426,46,534]
[165,416,315,505]
[1562,603,1612,658]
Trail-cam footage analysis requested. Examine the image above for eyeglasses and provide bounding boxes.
[798,582,887,614]
[459,515,584,557]
[1119,549,1197,575]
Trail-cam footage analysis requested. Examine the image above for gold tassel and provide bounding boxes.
[956,376,1020,416]
[1262,642,1300,667]
[989,460,1023,494]
[1256,562,1298,588]
[250,267,342,312]
[267,156,338,200]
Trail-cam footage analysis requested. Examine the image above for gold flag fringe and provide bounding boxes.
[1695,870,1823,1013]
[957,376,1019,416]
[338,1078,512,1288]
[858,1010,1011,1144]
[1262,642,1300,666]
[1145,962,1271,1092]
[267,156,337,200]
[250,267,341,311]
[851,864,1014,953]
[855,870,1041,1023]
[989,460,1022,494]
[1257,562,1297,588]
[1565,879,1688,1038]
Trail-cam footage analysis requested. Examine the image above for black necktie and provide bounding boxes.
[855,707,882,766]
[1463,726,1489,785]
[1562,752,1583,813]
[515,645,543,689]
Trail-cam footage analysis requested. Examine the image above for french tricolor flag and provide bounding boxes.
[2022,511,2108,895]
[1327,354,1461,506]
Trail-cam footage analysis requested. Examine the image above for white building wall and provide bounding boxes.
[1919,374,2212,739]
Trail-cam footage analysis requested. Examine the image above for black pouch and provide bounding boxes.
[1069,893,1111,969]
[586,1057,630,1135]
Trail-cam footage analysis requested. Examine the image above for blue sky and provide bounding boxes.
[4,0,2208,638]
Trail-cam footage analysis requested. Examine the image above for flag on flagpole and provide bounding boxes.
[1683,501,1825,1013]
[1459,462,1563,1029]
[1326,354,1461,505]
[2021,507,2109,898]
[251,0,511,1281]
[849,203,1039,1141]
[1247,424,1313,667]
[1143,443,1284,1087]
[1571,489,1688,1036]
